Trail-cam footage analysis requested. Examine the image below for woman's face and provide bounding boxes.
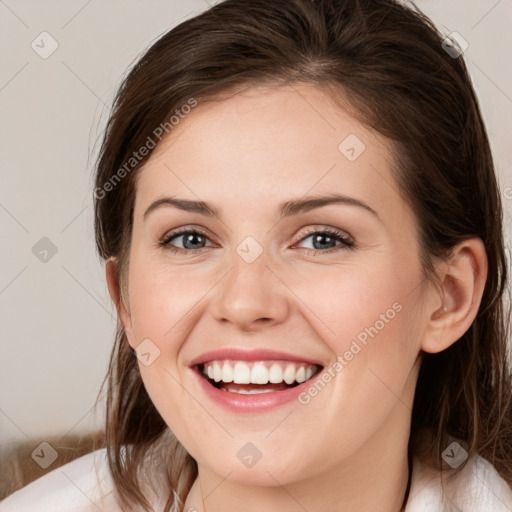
[116,84,433,486]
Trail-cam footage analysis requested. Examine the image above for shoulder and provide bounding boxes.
[0,448,122,512]
[406,451,512,512]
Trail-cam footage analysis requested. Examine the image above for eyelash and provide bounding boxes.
[159,226,355,256]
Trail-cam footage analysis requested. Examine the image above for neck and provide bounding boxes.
[183,402,412,512]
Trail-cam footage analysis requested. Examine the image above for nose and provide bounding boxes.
[210,247,290,332]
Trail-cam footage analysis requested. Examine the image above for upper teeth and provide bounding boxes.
[202,360,318,385]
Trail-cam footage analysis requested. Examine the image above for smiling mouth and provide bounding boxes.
[196,360,322,394]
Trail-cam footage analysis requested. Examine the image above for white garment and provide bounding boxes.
[1,447,511,511]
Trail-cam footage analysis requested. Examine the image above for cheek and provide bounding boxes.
[287,258,423,408]
[127,256,212,344]
[286,268,422,460]
[288,261,414,348]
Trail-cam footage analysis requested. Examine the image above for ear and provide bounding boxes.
[105,257,136,349]
[421,237,488,354]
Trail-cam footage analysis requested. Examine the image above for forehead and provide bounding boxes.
[134,84,405,224]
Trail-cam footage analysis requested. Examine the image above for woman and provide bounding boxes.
[2,0,511,511]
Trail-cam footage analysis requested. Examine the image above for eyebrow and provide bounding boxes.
[143,193,380,221]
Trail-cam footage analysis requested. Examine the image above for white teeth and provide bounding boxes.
[268,364,283,383]
[233,361,251,384]
[201,360,318,386]
[221,361,234,383]
[295,367,306,383]
[251,363,269,384]
[226,388,275,394]
[283,364,296,385]
[213,361,222,382]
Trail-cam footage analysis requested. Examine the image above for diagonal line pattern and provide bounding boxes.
[0,408,30,439]
[404,473,440,506]
[264,164,337,236]
[61,470,105,511]
[471,0,502,30]
[0,265,29,295]
[469,466,512,511]
[60,265,115,320]
[61,0,93,29]
[0,202,30,233]
[264,265,337,336]
[162,367,233,438]
[0,0,29,28]
[163,162,234,234]
[265,411,293,439]
[201,470,233,502]
[61,61,109,108]
[164,267,233,336]
[289,83,337,131]
[265,470,310,511]
[60,205,88,233]
[367,367,412,412]
[470,59,512,105]
[0,62,29,93]
[61,402,98,438]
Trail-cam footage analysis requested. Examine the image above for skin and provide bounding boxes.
[106,83,487,512]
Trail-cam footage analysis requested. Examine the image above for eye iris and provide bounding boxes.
[313,233,336,250]
[183,233,205,249]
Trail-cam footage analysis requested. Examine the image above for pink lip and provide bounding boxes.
[188,348,324,413]
[191,366,321,413]
[189,348,323,367]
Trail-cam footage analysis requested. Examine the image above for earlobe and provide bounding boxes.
[105,257,136,347]
[421,238,488,354]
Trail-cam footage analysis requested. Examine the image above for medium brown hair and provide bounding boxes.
[93,0,512,510]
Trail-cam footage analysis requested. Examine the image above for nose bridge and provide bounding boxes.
[211,234,289,329]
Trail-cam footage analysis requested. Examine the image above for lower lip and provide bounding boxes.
[192,368,319,413]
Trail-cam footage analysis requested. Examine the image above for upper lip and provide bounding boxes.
[189,348,325,367]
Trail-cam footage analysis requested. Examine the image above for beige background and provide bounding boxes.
[1,0,511,447]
